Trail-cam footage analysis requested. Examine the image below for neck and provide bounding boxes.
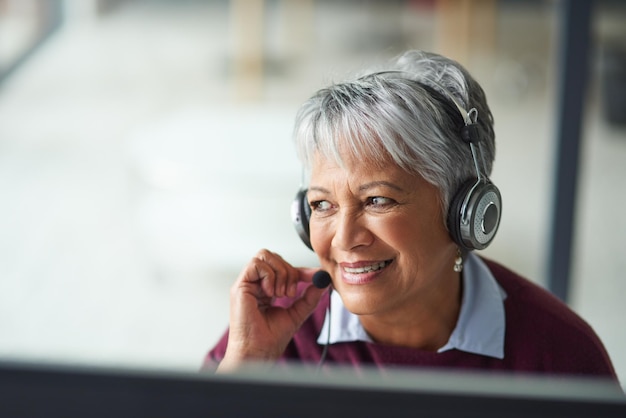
[359,270,463,351]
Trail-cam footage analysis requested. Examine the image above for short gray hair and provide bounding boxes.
[293,50,495,217]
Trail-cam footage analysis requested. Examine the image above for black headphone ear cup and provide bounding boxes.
[447,179,475,251]
[447,180,502,251]
[291,188,313,250]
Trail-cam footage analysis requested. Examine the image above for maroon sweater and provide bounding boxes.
[205,259,617,380]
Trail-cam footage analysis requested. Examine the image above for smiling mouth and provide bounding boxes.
[343,260,393,274]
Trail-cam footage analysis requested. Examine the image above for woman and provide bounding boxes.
[206,50,617,380]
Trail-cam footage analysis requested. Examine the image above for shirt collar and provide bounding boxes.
[316,253,506,359]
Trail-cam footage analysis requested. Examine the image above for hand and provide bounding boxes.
[217,249,327,372]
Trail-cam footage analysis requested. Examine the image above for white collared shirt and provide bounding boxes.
[316,252,507,359]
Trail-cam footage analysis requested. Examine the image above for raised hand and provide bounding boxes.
[217,249,327,372]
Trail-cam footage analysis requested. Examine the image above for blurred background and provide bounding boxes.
[0,0,624,386]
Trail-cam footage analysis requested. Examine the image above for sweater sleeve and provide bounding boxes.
[201,329,229,371]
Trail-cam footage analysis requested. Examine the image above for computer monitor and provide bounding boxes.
[0,359,624,418]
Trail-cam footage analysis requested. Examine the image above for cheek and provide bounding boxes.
[309,220,332,255]
[373,217,406,240]
[386,211,451,256]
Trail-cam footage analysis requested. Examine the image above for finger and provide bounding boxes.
[253,261,276,300]
[257,249,300,298]
[275,253,301,298]
[297,267,320,284]
[234,256,276,301]
[287,283,327,328]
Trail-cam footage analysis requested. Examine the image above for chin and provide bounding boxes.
[338,290,385,316]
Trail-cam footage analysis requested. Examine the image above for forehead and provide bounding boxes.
[310,151,419,191]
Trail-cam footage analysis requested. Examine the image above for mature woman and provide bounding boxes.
[205,50,616,380]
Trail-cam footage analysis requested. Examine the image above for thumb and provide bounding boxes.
[287,283,328,329]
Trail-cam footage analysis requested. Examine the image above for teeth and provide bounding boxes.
[344,261,389,274]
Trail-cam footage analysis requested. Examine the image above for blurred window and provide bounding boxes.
[0,0,62,83]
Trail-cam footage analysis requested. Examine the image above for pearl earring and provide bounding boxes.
[453,249,463,273]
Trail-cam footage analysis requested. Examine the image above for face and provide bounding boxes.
[308,152,458,319]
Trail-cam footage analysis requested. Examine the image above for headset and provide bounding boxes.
[290,75,502,253]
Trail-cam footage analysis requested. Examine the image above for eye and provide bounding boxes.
[310,200,333,212]
[367,196,393,206]
[367,196,396,208]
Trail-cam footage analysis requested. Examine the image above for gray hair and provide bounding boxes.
[293,50,495,217]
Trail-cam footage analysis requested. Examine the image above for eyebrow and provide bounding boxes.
[358,181,406,193]
[307,186,331,194]
[308,181,406,195]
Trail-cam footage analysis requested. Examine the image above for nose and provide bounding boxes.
[331,208,374,251]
